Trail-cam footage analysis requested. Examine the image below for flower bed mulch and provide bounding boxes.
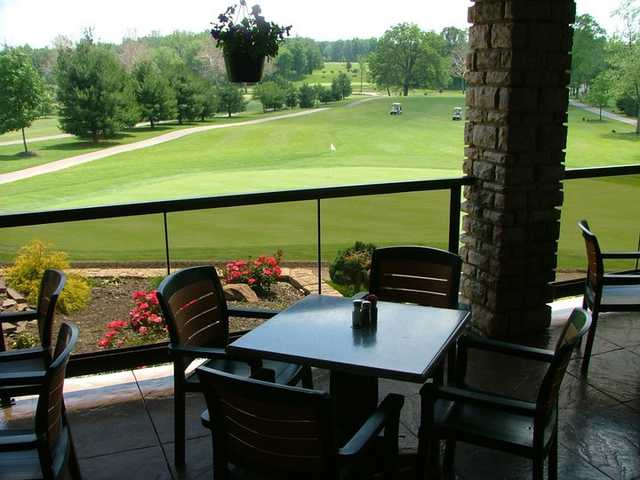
[4,277,305,355]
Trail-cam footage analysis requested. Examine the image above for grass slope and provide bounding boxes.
[0,116,62,143]
[1,96,638,270]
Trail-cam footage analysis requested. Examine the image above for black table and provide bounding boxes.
[228,294,470,439]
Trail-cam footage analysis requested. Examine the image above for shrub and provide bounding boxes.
[224,251,283,297]
[5,240,91,314]
[329,241,377,293]
[9,331,40,349]
[97,290,167,349]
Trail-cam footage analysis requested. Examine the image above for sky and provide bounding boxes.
[0,0,629,48]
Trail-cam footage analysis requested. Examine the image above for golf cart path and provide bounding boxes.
[0,109,327,185]
[570,100,637,126]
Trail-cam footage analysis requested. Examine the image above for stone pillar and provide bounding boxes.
[461,0,575,337]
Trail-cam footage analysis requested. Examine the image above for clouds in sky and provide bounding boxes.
[0,0,626,48]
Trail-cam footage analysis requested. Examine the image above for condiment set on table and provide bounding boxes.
[352,294,378,329]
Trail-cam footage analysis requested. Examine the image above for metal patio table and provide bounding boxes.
[227,294,470,440]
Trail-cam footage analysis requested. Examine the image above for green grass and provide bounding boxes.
[301,61,373,88]
[1,95,638,270]
[0,116,63,143]
[0,109,310,175]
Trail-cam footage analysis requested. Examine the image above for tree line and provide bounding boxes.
[570,1,640,133]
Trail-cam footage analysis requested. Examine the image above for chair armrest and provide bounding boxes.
[351,291,369,300]
[0,347,46,362]
[0,310,38,324]
[601,252,640,260]
[0,371,46,387]
[422,384,536,417]
[227,307,279,319]
[170,344,263,369]
[339,394,404,458]
[0,431,39,452]
[603,274,640,285]
[460,335,554,363]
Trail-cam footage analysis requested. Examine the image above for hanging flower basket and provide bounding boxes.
[211,2,291,84]
[223,51,266,84]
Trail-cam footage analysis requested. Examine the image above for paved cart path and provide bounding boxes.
[570,99,637,126]
[0,109,328,185]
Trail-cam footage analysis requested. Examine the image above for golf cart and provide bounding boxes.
[452,107,463,121]
[389,103,403,115]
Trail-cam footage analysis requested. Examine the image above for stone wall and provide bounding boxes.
[461,0,575,337]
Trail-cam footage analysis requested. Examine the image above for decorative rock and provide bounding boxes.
[2,299,17,309]
[223,284,259,303]
[6,288,26,304]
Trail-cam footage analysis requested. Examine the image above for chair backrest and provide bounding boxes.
[197,366,337,478]
[35,322,78,470]
[369,246,462,308]
[578,220,604,306]
[36,269,66,351]
[536,308,591,422]
[156,266,229,349]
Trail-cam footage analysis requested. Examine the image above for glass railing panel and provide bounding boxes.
[321,190,451,296]
[166,201,317,331]
[558,175,640,278]
[1,215,168,354]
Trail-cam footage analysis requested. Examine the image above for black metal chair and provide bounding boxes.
[156,266,313,466]
[578,220,640,373]
[417,308,591,480]
[0,269,66,402]
[0,322,82,480]
[197,366,404,480]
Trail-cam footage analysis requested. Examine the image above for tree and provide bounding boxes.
[172,70,201,124]
[298,83,316,108]
[441,27,468,91]
[0,49,45,154]
[284,83,298,108]
[346,61,352,71]
[369,23,448,96]
[254,81,286,111]
[332,72,352,100]
[609,40,640,133]
[290,42,307,78]
[585,73,613,120]
[56,36,138,142]
[133,60,176,127]
[316,84,333,104]
[276,48,294,79]
[193,82,219,121]
[217,82,246,117]
[570,15,608,95]
[612,0,640,45]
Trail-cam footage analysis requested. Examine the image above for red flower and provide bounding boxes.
[248,278,256,285]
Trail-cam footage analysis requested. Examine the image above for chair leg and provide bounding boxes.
[581,307,599,375]
[174,361,186,467]
[533,457,544,480]
[549,431,558,480]
[443,440,456,480]
[416,427,428,480]
[301,365,314,389]
[428,438,442,479]
[68,431,83,480]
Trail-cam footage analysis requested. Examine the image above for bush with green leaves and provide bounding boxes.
[329,241,377,293]
[5,240,91,314]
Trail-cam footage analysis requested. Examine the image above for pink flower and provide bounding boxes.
[107,320,127,329]
[132,291,146,300]
[98,338,110,348]
[248,278,256,285]
[263,268,273,276]
[138,326,149,335]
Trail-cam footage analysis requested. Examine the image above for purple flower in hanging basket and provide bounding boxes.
[209,2,291,58]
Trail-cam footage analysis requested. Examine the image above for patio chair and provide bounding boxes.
[197,366,405,480]
[368,245,463,382]
[156,266,313,467]
[417,308,591,480]
[578,220,640,373]
[0,322,82,480]
[368,246,462,309]
[0,269,66,402]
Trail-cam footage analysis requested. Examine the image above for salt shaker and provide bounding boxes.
[361,300,372,327]
[352,299,363,328]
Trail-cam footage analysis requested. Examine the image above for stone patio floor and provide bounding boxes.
[1,298,639,479]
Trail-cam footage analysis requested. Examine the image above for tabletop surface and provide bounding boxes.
[228,294,470,382]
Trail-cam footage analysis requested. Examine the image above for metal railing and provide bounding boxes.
[0,175,472,374]
[1,164,639,374]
